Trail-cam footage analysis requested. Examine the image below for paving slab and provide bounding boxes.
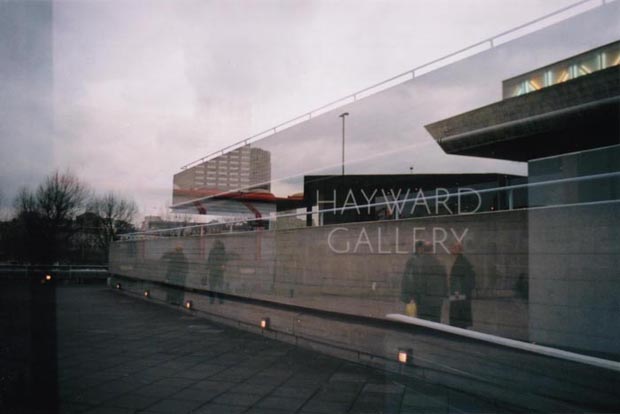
[4,285,520,413]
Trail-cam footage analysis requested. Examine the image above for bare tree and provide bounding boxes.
[37,171,89,224]
[7,173,137,264]
[89,193,137,254]
[0,188,11,221]
[14,187,37,214]
[12,171,89,263]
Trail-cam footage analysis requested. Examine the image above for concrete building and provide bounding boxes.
[172,146,271,206]
[140,215,190,232]
[425,37,620,359]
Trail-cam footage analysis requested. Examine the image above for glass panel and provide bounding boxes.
[131,25,620,362]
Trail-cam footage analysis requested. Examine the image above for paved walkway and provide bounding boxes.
[56,286,508,414]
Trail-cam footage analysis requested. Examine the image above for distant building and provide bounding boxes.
[140,216,189,232]
[304,174,527,226]
[173,146,271,200]
[171,146,275,217]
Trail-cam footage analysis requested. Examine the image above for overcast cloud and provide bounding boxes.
[1,0,579,219]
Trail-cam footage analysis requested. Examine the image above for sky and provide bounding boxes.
[0,0,584,221]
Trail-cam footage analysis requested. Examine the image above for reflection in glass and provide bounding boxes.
[110,7,620,364]
[161,243,188,305]
[400,241,445,322]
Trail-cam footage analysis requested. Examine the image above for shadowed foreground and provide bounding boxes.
[9,284,515,413]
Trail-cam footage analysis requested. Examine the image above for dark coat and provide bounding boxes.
[162,250,189,286]
[449,254,476,328]
[206,241,226,289]
[401,253,446,322]
[161,249,188,305]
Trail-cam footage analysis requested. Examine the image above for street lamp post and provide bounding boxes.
[339,112,349,175]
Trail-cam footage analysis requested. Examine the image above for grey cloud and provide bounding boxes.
[1,0,581,218]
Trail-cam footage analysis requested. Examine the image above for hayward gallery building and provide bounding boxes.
[110,2,620,411]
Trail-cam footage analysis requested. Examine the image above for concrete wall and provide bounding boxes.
[111,210,529,341]
[529,203,620,356]
[112,187,620,358]
[528,145,620,356]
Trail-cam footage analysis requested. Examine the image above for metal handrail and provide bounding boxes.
[120,170,620,240]
[179,0,606,171]
[386,313,620,372]
[0,264,108,269]
[0,264,109,280]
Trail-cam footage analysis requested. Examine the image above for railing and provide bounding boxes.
[180,0,610,171]
[0,264,109,281]
[119,170,620,241]
[386,313,620,372]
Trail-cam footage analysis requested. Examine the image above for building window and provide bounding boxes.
[503,40,619,98]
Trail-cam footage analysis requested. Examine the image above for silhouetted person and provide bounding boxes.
[161,243,189,305]
[401,241,446,322]
[206,240,227,304]
[516,272,529,300]
[449,242,476,328]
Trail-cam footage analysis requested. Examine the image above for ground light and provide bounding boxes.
[115,282,121,290]
[144,290,150,298]
[184,300,192,310]
[260,317,270,330]
[398,348,413,365]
